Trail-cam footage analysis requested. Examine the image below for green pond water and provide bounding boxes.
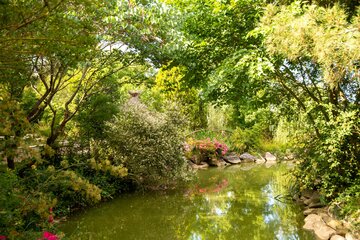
[60,162,315,240]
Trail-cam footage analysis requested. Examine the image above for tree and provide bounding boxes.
[0,0,182,168]
[257,2,360,197]
[166,0,265,87]
[153,65,207,129]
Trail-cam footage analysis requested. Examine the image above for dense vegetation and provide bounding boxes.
[0,0,359,238]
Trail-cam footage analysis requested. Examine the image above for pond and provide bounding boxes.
[60,162,315,240]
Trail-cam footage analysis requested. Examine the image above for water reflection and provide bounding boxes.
[60,163,314,240]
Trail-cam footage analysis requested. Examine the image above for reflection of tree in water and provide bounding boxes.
[176,164,313,240]
[61,164,314,240]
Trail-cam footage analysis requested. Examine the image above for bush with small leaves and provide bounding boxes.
[104,102,189,188]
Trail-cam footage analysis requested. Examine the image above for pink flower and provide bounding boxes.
[199,188,207,193]
[0,236,7,240]
[43,232,58,240]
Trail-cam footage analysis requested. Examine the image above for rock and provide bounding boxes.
[208,158,227,167]
[300,195,308,202]
[330,235,346,240]
[255,154,266,163]
[335,227,348,237]
[319,213,333,224]
[314,225,336,240]
[303,208,319,216]
[189,155,202,165]
[189,161,209,169]
[304,198,313,205]
[302,190,322,207]
[223,153,241,164]
[327,219,343,231]
[303,214,323,230]
[310,191,321,201]
[342,221,352,230]
[302,189,317,199]
[265,152,277,161]
[345,233,357,240]
[239,153,256,162]
[309,202,326,208]
[256,159,266,163]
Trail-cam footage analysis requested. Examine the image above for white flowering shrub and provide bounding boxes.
[104,103,189,187]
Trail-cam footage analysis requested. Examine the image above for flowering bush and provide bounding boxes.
[185,138,228,164]
[103,102,189,188]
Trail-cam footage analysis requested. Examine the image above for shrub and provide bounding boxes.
[229,125,264,152]
[103,102,189,188]
[185,138,228,164]
[0,169,57,238]
[293,110,360,199]
[0,170,22,235]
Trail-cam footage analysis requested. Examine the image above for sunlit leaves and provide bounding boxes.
[260,2,360,87]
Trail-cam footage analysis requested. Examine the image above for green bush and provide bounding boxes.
[291,109,360,231]
[0,170,22,235]
[229,124,265,152]
[104,102,189,188]
[0,168,57,238]
[331,180,360,230]
[294,110,360,198]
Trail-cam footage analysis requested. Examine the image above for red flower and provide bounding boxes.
[43,231,58,240]
[0,235,7,240]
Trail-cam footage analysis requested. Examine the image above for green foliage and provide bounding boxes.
[258,1,360,225]
[104,101,189,187]
[0,154,130,237]
[229,124,268,153]
[76,89,120,141]
[0,170,22,234]
[260,2,360,87]
[1,0,359,236]
[167,0,265,86]
[331,181,360,230]
[0,169,57,238]
[294,109,360,197]
[153,65,207,129]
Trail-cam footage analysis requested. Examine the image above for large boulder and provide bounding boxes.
[189,161,209,170]
[330,235,346,240]
[303,214,323,230]
[345,233,357,240]
[315,225,336,240]
[255,154,266,163]
[223,152,241,164]
[303,208,321,216]
[239,152,256,162]
[265,152,277,161]
[207,158,228,167]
